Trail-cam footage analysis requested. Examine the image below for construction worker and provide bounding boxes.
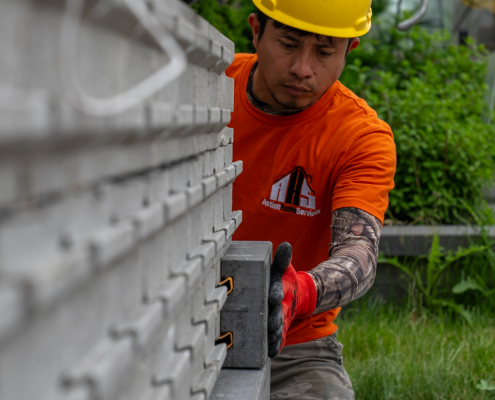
[225,0,396,398]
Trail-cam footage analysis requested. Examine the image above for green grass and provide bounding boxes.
[337,303,495,400]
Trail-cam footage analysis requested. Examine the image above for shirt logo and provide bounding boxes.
[261,167,321,217]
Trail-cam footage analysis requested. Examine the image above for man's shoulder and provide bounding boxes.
[333,82,378,118]
[225,53,256,79]
[329,81,391,134]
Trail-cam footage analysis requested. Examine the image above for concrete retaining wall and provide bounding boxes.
[0,0,247,399]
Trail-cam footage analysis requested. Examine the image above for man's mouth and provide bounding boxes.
[284,85,311,96]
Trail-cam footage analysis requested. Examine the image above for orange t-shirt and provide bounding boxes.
[226,54,396,345]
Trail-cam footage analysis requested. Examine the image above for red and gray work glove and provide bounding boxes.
[268,242,317,358]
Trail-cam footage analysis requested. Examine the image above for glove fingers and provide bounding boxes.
[268,279,284,305]
[268,323,283,344]
[268,302,283,331]
[271,242,292,282]
[268,340,282,358]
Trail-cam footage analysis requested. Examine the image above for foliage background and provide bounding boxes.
[340,25,495,225]
[191,0,495,225]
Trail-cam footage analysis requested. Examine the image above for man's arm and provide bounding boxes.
[308,207,381,314]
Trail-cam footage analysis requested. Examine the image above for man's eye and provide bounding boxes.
[318,51,333,57]
[280,41,296,49]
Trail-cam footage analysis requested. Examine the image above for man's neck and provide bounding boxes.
[247,62,308,116]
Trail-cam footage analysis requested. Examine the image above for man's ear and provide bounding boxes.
[347,38,360,54]
[249,13,260,50]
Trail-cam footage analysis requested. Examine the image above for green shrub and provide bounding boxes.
[191,0,256,53]
[340,27,495,225]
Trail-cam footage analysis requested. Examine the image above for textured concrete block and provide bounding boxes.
[110,302,163,350]
[233,160,244,177]
[211,47,233,74]
[212,190,224,232]
[210,361,271,400]
[170,104,194,136]
[146,170,171,204]
[175,322,206,382]
[189,242,216,270]
[188,156,204,186]
[170,162,189,192]
[220,241,271,368]
[208,107,221,133]
[107,180,146,222]
[224,143,233,164]
[133,203,165,241]
[215,127,233,147]
[225,165,236,185]
[187,33,210,65]
[203,151,214,177]
[63,337,135,400]
[200,40,222,70]
[213,147,225,173]
[148,102,174,132]
[163,192,187,223]
[145,275,187,322]
[175,16,196,49]
[192,365,219,400]
[0,160,16,206]
[186,184,204,208]
[224,184,233,220]
[8,249,91,313]
[219,75,235,112]
[0,283,24,344]
[202,175,217,198]
[89,222,135,269]
[152,328,191,400]
[220,108,231,129]
[207,343,227,373]
[215,220,235,241]
[206,286,228,313]
[230,210,243,230]
[0,87,52,143]
[215,169,227,189]
[194,303,217,337]
[174,258,202,290]
[204,231,226,255]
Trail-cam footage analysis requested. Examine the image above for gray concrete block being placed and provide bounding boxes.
[220,241,272,369]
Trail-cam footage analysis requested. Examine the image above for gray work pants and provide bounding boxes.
[270,332,354,400]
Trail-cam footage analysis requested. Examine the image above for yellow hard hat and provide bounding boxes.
[252,0,373,38]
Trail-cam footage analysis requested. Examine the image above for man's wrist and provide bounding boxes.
[295,271,318,318]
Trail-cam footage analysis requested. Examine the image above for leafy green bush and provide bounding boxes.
[191,0,256,53]
[340,27,495,225]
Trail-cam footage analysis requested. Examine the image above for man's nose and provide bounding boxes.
[288,51,314,80]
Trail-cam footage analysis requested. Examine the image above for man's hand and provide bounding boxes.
[268,242,317,358]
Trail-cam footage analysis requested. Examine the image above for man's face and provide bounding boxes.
[249,14,359,109]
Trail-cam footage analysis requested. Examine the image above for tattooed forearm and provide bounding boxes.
[308,207,382,314]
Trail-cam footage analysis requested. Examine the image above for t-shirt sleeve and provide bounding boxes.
[330,123,396,223]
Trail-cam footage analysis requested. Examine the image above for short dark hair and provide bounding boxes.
[255,7,354,54]
[256,7,335,44]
